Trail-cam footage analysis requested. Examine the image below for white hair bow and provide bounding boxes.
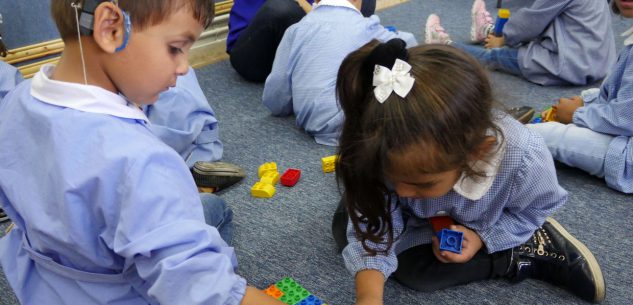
[372,58,415,103]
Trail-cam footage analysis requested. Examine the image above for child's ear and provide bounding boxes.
[92,2,126,54]
[469,136,497,161]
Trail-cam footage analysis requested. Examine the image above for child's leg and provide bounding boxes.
[451,42,522,76]
[392,244,511,292]
[527,122,613,177]
[229,0,306,82]
[199,193,234,245]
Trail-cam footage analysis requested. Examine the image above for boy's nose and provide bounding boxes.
[176,58,189,76]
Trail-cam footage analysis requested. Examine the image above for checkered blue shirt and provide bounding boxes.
[573,44,633,193]
[342,115,567,279]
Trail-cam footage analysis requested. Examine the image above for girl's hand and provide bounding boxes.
[355,298,383,305]
[432,225,483,263]
[484,34,505,49]
[553,96,583,124]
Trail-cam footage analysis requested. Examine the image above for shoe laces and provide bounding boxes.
[482,11,492,23]
[519,228,566,262]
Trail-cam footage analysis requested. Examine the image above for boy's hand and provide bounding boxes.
[295,0,313,13]
[432,225,483,263]
[484,34,505,49]
[554,96,583,124]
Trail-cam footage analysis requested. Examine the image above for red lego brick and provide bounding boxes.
[429,216,455,232]
[280,168,301,187]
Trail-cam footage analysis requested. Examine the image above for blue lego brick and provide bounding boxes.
[384,25,397,32]
[297,295,323,305]
[437,229,463,254]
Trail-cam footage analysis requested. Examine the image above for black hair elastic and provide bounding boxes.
[367,38,409,70]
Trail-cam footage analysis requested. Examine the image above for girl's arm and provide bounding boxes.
[503,0,571,46]
[342,197,405,304]
[355,269,385,305]
[572,50,633,137]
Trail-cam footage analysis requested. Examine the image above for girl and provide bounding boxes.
[331,39,605,304]
[527,0,633,194]
[425,0,616,86]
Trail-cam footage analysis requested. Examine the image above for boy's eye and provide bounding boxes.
[169,46,183,55]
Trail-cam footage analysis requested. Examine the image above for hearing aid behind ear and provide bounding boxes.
[78,0,131,52]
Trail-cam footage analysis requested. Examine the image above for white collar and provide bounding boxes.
[30,64,149,123]
[452,135,506,201]
[314,0,361,13]
[622,26,633,46]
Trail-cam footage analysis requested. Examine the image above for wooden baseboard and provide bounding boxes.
[2,0,410,77]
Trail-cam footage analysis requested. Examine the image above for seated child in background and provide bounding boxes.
[263,0,417,146]
[0,60,22,223]
[526,0,633,194]
[331,39,605,304]
[425,0,616,86]
[143,67,245,191]
[0,1,284,304]
[228,0,376,82]
[0,60,22,99]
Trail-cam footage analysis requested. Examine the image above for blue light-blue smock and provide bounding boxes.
[503,0,616,86]
[572,41,633,193]
[143,68,223,167]
[0,65,247,305]
[262,0,418,146]
[0,61,22,99]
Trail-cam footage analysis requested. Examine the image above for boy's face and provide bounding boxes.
[106,7,204,104]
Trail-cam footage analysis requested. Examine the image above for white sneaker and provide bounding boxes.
[425,14,452,45]
[470,0,494,43]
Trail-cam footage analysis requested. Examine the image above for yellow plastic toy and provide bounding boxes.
[258,162,278,178]
[260,171,280,185]
[543,107,557,122]
[321,155,338,173]
[251,182,276,198]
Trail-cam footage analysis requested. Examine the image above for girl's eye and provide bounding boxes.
[169,46,183,55]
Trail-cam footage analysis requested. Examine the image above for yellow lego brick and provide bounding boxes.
[543,107,557,122]
[251,182,276,198]
[258,162,278,178]
[260,171,280,185]
[321,155,338,173]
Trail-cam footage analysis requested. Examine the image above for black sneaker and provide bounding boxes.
[507,106,535,124]
[191,161,246,190]
[507,218,605,303]
[0,208,8,223]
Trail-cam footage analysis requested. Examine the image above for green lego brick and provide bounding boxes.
[275,278,311,305]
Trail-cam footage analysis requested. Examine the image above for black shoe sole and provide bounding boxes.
[191,162,246,189]
[547,217,606,303]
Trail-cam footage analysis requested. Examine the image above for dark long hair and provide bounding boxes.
[335,40,501,255]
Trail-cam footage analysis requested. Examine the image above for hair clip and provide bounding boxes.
[372,58,415,103]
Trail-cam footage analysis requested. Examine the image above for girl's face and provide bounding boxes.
[616,0,633,18]
[387,169,461,199]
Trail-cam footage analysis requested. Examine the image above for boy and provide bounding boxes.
[0,1,283,304]
[263,0,417,146]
